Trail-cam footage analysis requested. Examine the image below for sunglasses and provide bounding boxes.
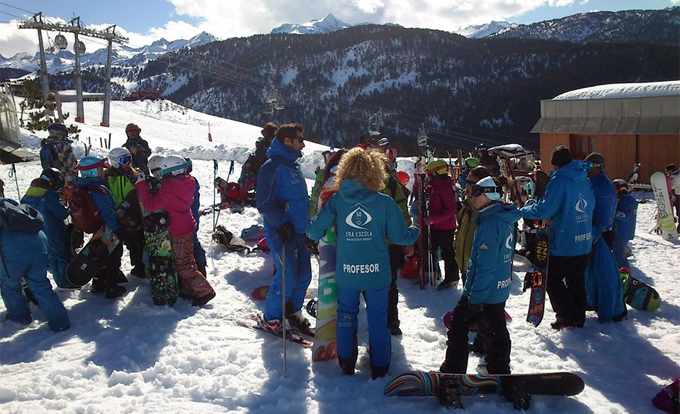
[583,161,603,170]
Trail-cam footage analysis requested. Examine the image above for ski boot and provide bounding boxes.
[436,377,464,409]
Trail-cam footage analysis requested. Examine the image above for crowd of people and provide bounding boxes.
[1,120,679,389]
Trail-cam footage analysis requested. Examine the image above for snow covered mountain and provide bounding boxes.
[0,31,218,74]
[455,21,516,39]
[492,7,679,46]
[271,13,351,35]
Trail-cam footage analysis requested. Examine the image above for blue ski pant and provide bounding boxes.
[264,233,312,320]
[0,251,70,331]
[337,286,390,369]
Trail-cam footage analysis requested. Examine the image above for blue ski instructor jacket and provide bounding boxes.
[256,139,309,236]
[520,161,594,257]
[463,202,520,305]
[307,178,419,291]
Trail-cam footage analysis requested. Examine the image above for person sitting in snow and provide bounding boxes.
[133,156,215,307]
[308,147,419,379]
[21,168,76,288]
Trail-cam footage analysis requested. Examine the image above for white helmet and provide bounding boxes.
[109,147,132,169]
[160,155,188,178]
[148,155,165,178]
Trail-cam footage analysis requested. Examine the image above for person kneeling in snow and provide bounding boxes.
[133,156,215,307]
[307,147,419,379]
[439,176,519,376]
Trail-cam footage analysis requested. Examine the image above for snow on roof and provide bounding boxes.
[553,80,680,101]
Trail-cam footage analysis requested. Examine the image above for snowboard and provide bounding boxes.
[650,171,678,241]
[384,371,584,408]
[250,285,317,301]
[523,228,549,327]
[66,227,121,287]
[619,267,661,311]
[142,211,179,306]
[236,314,313,348]
[313,239,339,362]
[66,191,141,287]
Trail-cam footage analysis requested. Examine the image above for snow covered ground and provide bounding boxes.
[0,100,678,414]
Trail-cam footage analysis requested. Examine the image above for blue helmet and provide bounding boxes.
[78,155,107,178]
[160,155,188,178]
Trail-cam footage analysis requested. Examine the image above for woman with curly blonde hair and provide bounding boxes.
[308,147,419,379]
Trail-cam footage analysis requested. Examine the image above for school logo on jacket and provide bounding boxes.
[575,194,590,223]
[345,203,374,242]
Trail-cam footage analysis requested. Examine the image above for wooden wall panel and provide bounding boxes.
[539,134,569,172]
[638,135,680,183]
[589,135,637,182]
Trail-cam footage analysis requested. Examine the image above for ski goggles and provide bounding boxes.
[118,154,132,165]
[470,183,498,198]
[582,160,603,170]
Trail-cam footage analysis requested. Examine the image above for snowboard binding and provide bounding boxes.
[436,378,464,409]
[305,298,318,318]
[502,379,531,410]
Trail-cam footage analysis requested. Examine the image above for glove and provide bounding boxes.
[468,302,485,314]
[306,237,319,255]
[276,221,296,245]
[133,169,146,185]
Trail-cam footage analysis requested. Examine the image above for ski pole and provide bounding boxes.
[212,159,218,230]
[280,243,287,377]
[214,160,235,230]
[10,163,20,199]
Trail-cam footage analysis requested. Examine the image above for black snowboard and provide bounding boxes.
[66,191,141,287]
[384,371,584,408]
[142,210,179,306]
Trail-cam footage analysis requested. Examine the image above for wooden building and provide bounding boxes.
[531,81,680,183]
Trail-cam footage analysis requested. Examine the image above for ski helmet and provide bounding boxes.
[125,123,141,136]
[108,147,132,169]
[427,159,449,176]
[184,158,193,174]
[471,176,501,201]
[40,167,65,189]
[47,123,68,138]
[148,155,165,178]
[160,155,188,178]
[77,155,108,178]
[464,157,479,168]
[612,178,630,194]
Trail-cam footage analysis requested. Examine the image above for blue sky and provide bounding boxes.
[0,0,677,57]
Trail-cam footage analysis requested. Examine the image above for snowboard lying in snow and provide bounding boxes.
[384,371,584,409]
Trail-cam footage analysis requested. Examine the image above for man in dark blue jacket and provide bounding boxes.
[440,176,520,376]
[520,146,595,330]
[584,153,626,322]
[256,123,313,335]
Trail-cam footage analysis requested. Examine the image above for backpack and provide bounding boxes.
[68,185,105,234]
[0,199,44,234]
[238,154,258,192]
[212,225,249,253]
